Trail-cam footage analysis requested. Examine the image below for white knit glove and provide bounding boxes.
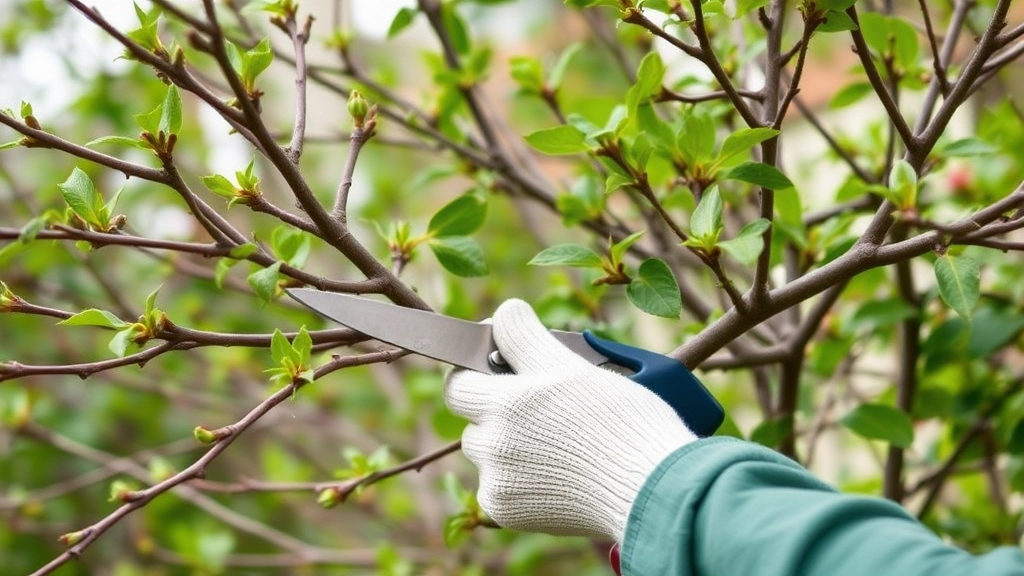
[444,299,697,541]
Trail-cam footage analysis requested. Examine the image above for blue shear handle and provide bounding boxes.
[583,331,724,438]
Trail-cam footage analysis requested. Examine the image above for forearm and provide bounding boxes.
[622,438,1024,576]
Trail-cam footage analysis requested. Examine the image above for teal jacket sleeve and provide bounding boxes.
[621,437,1024,576]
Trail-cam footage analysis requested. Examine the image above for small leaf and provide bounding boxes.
[59,309,129,329]
[723,162,794,190]
[718,218,771,264]
[144,287,160,316]
[610,230,645,265]
[84,135,147,149]
[134,103,163,135]
[428,194,488,237]
[387,6,418,38]
[159,85,182,135]
[690,187,724,239]
[270,328,290,365]
[829,82,873,109]
[524,125,589,155]
[271,226,311,267]
[818,0,857,9]
[841,403,914,448]
[817,10,858,33]
[228,243,258,259]
[242,39,274,87]
[509,56,544,93]
[717,127,779,165]
[109,326,140,357]
[440,3,470,55]
[248,261,283,303]
[939,138,998,158]
[887,159,918,208]
[58,168,103,227]
[443,514,472,548]
[528,244,603,268]
[626,258,681,318]
[429,237,488,277]
[626,51,665,117]
[0,140,20,150]
[548,42,581,90]
[293,326,312,365]
[934,253,980,319]
[202,174,237,198]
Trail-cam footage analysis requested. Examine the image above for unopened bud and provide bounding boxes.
[59,530,87,546]
[347,90,369,129]
[317,487,342,509]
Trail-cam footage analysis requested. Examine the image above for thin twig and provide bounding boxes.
[918,0,951,96]
[282,14,314,164]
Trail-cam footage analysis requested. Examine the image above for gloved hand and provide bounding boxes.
[444,299,697,541]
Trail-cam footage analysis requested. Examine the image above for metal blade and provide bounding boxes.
[286,289,607,373]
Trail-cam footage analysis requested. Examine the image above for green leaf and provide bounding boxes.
[528,244,603,267]
[387,6,418,38]
[524,125,589,155]
[841,403,915,448]
[58,167,104,228]
[723,161,794,190]
[848,297,918,331]
[108,326,139,357]
[626,52,665,118]
[887,159,917,208]
[443,514,472,548]
[270,328,290,364]
[509,56,544,93]
[201,174,237,198]
[610,230,645,265]
[829,82,873,109]
[0,140,20,150]
[248,261,282,303]
[717,127,779,165]
[134,103,162,135]
[967,306,1024,359]
[428,194,487,237]
[58,309,129,329]
[749,416,792,448]
[548,43,581,90]
[440,3,470,55]
[719,219,771,264]
[271,226,311,267]
[676,109,716,165]
[159,85,182,135]
[144,287,160,316]
[934,253,980,319]
[229,243,258,259]
[84,135,147,149]
[818,0,857,9]
[293,326,312,365]
[690,187,724,239]
[242,39,274,87]
[626,258,681,318]
[817,9,858,33]
[939,138,999,158]
[429,237,488,277]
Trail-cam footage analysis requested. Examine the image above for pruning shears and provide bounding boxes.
[286,288,724,575]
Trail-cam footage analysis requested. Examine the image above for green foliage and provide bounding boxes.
[841,403,915,448]
[625,258,681,318]
[934,253,981,320]
[264,326,314,386]
[2,0,1024,572]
